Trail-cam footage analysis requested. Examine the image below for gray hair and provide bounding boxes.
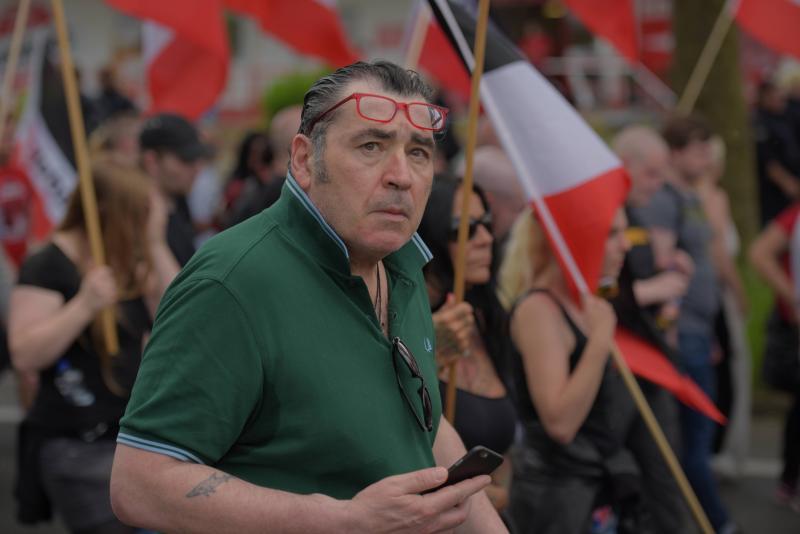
[611,124,668,164]
[298,61,436,182]
[299,60,435,140]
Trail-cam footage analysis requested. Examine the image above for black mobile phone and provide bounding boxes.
[423,446,504,494]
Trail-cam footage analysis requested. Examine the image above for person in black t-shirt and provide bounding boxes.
[754,81,800,227]
[8,160,180,532]
[139,113,211,265]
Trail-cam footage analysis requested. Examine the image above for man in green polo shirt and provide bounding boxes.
[109,61,506,533]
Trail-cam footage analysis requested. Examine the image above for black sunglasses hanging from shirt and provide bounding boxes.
[391,337,434,432]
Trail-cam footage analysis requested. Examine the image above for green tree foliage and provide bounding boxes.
[261,69,331,123]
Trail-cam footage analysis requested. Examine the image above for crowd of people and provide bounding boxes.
[0,58,797,533]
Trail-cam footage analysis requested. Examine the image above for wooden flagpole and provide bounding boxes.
[677,0,736,115]
[51,0,119,355]
[404,1,431,69]
[0,0,32,144]
[609,344,714,533]
[445,0,491,424]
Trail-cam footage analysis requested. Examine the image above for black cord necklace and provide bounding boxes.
[374,264,385,331]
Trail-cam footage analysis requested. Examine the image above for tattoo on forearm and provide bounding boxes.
[186,472,232,498]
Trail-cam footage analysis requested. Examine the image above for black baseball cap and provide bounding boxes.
[139,113,213,162]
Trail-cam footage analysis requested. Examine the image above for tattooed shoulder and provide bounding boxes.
[186,472,233,498]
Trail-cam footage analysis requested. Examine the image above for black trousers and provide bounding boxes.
[782,387,800,489]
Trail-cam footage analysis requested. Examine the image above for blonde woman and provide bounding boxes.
[499,208,630,533]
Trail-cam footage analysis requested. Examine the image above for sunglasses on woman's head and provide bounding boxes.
[448,212,493,241]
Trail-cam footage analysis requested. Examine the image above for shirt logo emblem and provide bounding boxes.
[424,337,433,352]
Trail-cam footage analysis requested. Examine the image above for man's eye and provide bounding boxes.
[361,142,379,152]
[410,148,431,160]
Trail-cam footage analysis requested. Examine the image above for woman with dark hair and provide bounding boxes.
[220,131,272,219]
[417,178,517,511]
[9,159,180,533]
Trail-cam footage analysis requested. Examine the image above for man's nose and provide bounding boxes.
[383,149,412,190]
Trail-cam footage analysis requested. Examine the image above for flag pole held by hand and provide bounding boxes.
[446,0,492,424]
[0,0,32,143]
[50,0,119,356]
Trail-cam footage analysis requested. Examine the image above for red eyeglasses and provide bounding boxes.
[306,92,449,134]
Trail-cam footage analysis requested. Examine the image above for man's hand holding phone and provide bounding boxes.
[424,446,504,494]
[344,466,491,533]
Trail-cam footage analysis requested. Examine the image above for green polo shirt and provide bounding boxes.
[118,173,442,499]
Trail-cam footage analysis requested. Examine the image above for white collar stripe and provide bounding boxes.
[285,174,350,259]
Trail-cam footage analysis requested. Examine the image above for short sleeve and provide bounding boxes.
[635,186,681,233]
[118,277,264,465]
[17,245,76,297]
[775,204,800,236]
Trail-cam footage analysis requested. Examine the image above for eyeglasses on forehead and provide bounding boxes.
[306,92,449,135]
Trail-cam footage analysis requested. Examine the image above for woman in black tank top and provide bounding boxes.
[9,159,180,533]
[417,178,517,512]
[497,208,630,533]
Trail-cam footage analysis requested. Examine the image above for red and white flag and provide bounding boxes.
[429,0,630,299]
[106,0,230,119]
[224,0,358,67]
[615,328,726,424]
[563,0,639,63]
[406,3,471,101]
[734,0,800,60]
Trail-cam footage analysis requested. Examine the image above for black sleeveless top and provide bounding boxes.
[438,380,517,454]
[510,289,625,478]
[18,243,151,436]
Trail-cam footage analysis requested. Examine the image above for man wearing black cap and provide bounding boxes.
[140,113,211,266]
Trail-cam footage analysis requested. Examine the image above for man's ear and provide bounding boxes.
[290,134,313,191]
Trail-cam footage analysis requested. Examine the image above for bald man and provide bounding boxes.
[610,125,692,534]
[225,106,303,227]
[267,105,303,178]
